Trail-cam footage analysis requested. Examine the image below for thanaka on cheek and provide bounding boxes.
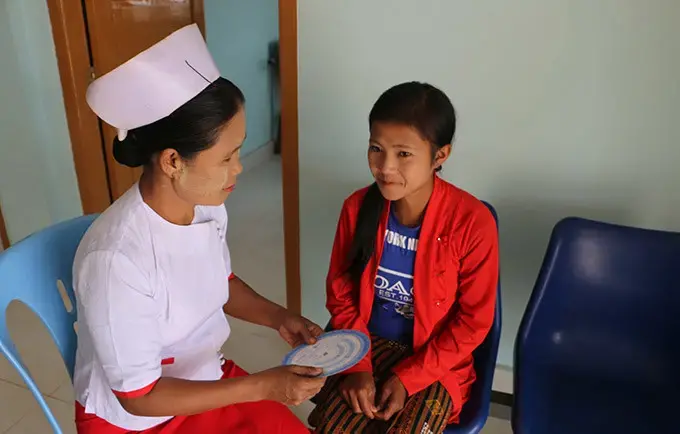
[177,165,230,198]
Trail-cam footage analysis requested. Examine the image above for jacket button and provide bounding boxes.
[436,301,441,306]
[437,237,441,242]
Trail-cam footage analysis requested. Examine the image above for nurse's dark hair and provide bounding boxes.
[346,81,456,285]
[112,77,245,168]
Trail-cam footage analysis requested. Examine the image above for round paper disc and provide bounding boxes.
[282,330,370,377]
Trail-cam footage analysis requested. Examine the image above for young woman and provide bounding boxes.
[309,82,499,433]
[73,25,324,433]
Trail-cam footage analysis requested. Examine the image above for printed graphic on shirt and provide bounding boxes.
[368,209,420,345]
[384,228,419,252]
[375,266,414,319]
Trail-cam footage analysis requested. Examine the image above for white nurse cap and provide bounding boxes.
[86,24,220,141]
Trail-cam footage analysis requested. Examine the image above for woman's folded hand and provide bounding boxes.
[339,372,378,419]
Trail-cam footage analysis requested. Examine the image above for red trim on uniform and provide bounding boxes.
[161,358,175,366]
[228,273,236,281]
[111,379,159,399]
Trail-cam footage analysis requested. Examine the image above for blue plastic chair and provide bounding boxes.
[0,215,97,434]
[444,201,502,434]
[513,217,680,434]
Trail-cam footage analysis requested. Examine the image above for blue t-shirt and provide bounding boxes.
[367,208,420,346]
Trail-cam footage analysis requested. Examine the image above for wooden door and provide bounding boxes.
[82,0,205,200]
[0,203,9,250]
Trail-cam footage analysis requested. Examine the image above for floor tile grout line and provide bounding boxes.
[4,416,24,434]
[45,392,72,404]
[0,375,73,405]
[0,376,26,389]
[0,379,73,433]
[1,386,33,434]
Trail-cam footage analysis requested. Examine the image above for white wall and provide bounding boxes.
[205,0,279,155]
[0,0,82,243]
[298,0,680,369]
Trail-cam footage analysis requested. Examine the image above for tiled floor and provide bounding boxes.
[0,156,512,433]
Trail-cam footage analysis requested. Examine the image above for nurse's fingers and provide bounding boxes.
[306,320,324,338]
[288,365,323,377]
[290,378,324,404]
[304,377,326,396]
[298,325,316,345]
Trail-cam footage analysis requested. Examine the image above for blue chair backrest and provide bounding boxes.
[513,217,680,431]
[0,215,97,433]
[446,201,502,434]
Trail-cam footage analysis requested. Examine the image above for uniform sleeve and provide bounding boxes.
[393,209,499,395]
[326,199,373,374]
[76,251,162,399]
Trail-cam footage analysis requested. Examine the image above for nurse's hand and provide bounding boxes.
[254,365,326,405]
[276,311,324,347]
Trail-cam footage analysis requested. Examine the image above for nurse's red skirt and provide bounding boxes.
[75,360,310,434]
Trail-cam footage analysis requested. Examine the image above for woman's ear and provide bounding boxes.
[158,148,184,179]
[434,144,453,169]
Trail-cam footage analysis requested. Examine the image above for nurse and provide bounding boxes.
[72,24,324,433]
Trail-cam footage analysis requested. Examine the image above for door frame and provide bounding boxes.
[47,0,302,314]
[0,204,9,250]
[47,0,111,214]
[278,1,301,315]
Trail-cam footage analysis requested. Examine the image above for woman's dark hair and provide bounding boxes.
[346,81,456,285]
[113,77,245,168]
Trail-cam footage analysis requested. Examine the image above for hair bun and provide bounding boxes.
[113,133,148,168]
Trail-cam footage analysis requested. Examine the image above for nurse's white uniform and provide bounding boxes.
[74,24,309,434]
[73,184,233,431]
